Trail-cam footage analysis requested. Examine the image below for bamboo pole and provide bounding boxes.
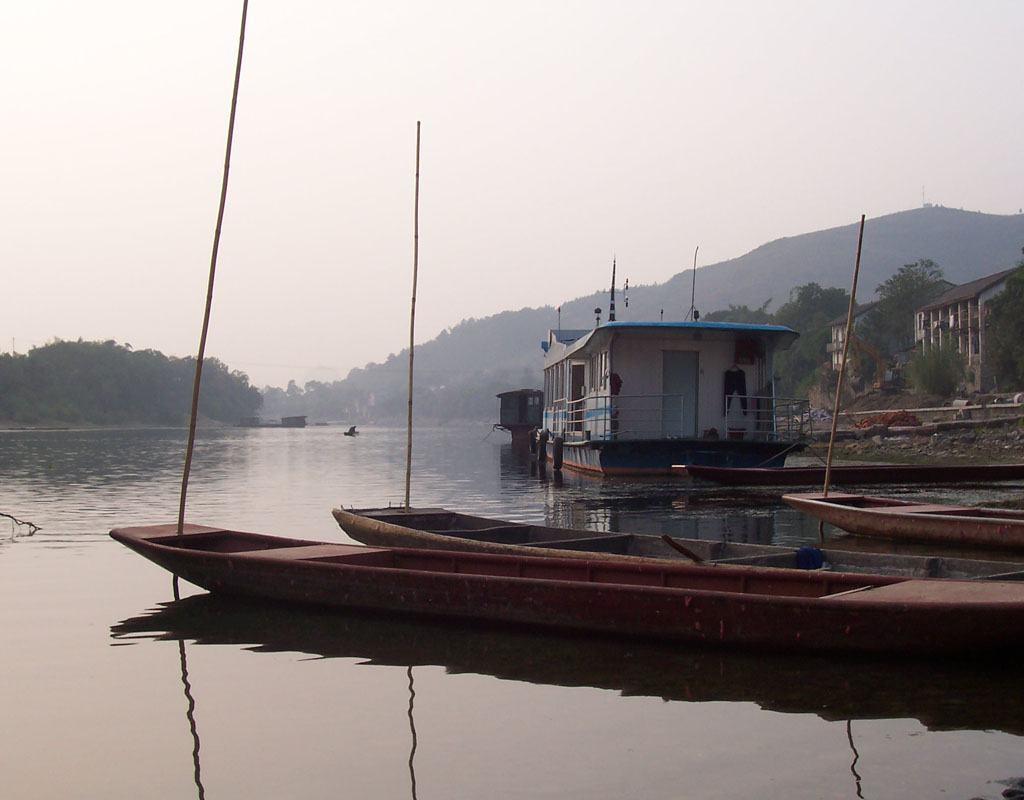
[177,0,249,535]
[405,122,421,510]
[823,214,866,498]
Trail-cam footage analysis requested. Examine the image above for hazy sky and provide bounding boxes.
[4,1,1022,388]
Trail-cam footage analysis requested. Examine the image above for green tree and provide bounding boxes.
[703,301,773,324]
[771,283,850,397]
[986,260,1024,390]
[858,259,948,356]
[0,340,262,425]
[907,340,966,396]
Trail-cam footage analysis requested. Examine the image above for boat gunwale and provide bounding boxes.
[111,526,946,610]
[333,506,1024,580]
[783,493,1024,525]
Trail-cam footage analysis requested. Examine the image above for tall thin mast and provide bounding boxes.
[178,0,249,535]
[823,214,866,498]
[404,121,421,510]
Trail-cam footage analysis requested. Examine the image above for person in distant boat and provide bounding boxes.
[344,425,358,436]
[610,372,623,395]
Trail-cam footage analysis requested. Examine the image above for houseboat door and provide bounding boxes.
[661,350,698,437]
[569,363,586,432]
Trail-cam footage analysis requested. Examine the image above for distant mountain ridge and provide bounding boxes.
[581,207,1024,327]
[263,207,1024,421]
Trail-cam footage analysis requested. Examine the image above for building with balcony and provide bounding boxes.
[826,301,878,371]
[914,268,1015,392]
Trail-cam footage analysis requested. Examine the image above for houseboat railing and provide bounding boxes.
[545,394,811,443]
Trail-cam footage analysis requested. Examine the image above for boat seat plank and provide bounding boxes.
[528,534,634,553]
[871,504,969,516]
[246,544,386,561]
[429,525,532,544]
[825,579,1024,604]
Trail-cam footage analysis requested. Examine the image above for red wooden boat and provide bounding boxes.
[675,462,1024,486]
[783,492,1024,549]
[111,522,1024,654]
[332,506,1024,579]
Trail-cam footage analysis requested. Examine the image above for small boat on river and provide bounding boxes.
[110,522,1024,654]
[783,492,1024,550]
[675,462,1024,486]
[332,506,1024,580]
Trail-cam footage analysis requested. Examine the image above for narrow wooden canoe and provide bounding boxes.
[674,463,1024,486]
[331,506,1024,580]
[783,492,1024,549]
[111,522,1024,653]
[113,593,1024,735]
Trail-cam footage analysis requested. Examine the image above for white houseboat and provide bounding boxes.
[540,320,809,476]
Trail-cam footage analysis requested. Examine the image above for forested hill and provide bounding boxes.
[263,207,1024,423]
[0,340,261,425]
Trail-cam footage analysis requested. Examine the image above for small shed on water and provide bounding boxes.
[496,389,543,447]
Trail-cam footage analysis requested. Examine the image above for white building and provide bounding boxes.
[914,268,1015,392]
[825,301,878,372]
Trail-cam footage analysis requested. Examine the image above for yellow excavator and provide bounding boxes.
[847,334,887,391]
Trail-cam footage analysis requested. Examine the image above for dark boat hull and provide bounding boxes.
[548,438,800,476]
[677,463,1024,486]
[112,523,1024,654]
[783,492,1024,549]
[114,592,1024,735]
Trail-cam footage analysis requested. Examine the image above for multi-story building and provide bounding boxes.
[914,268,1015,392]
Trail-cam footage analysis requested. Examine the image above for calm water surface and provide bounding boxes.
[2,425,1023,799]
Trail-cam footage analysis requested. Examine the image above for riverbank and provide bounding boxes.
[806,414,1024,465]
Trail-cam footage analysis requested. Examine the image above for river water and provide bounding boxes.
[2,425,1023,799]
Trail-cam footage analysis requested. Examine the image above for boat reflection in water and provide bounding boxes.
[113,594,1024,738]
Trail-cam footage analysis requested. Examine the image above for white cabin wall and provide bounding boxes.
[610,335,738,433]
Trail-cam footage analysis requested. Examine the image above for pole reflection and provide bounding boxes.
[177,637,206,800]
[407,667,418,800]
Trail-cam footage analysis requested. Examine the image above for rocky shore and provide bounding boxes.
[807,412,1024,465]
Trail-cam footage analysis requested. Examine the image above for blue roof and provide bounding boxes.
[599,320,798,335]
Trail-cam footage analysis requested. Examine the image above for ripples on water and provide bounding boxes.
[3,425,1024,799]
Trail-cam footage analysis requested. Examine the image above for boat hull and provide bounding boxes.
[113,523,1024,654]
[547,438,800,476]
[331,507,1024,580]
[677,463,1024,486]
[783,492,1024,549]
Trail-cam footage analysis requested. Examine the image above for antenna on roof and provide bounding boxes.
[686,246,699,321]
[609,257,617,322]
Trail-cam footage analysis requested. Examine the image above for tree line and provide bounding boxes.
[9,259,1024,427]
[264,258,1024,424]
[707,257,1024,399]
[0,339,262,425]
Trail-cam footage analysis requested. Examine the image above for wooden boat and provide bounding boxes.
[332,506,1024,580]
[109,523,1024,654]
[675,462,1024,486]
[114,593,1024,735]
[783,492,1024,549]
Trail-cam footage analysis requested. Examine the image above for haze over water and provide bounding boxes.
[2,425,1023,799]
